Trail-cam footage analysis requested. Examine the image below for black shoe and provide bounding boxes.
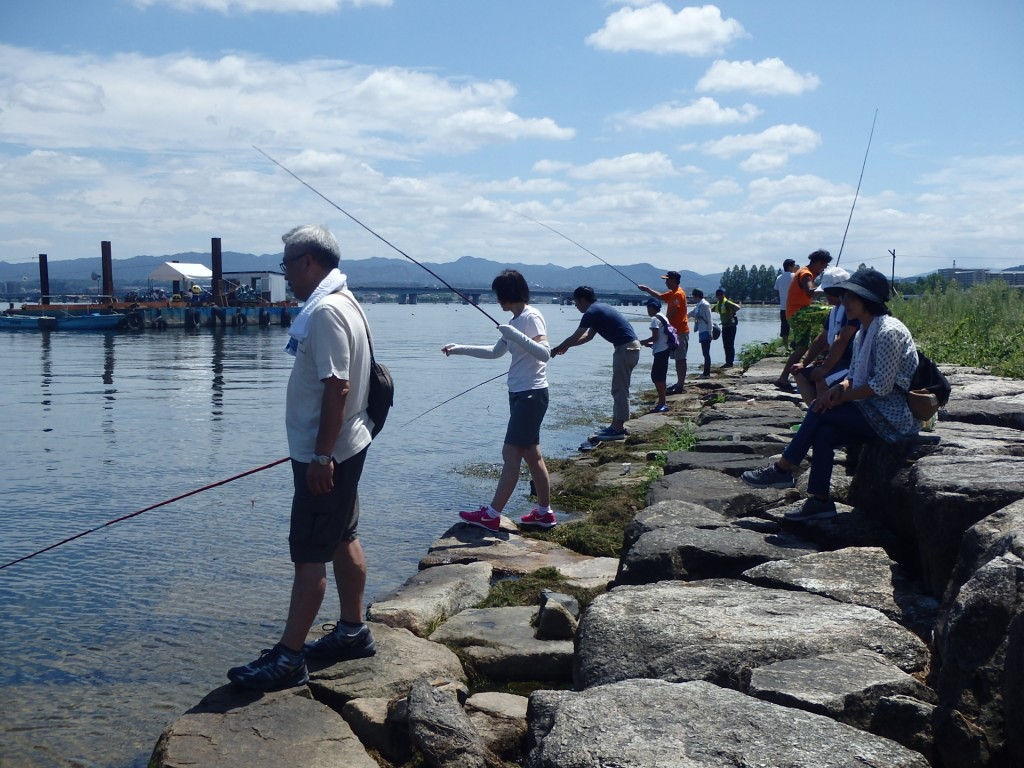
[304,622,376,663]
[741,463,796,489]
[784,497,837,521]
[227,643,308,690]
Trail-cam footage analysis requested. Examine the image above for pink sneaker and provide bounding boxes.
[459,506,501,532]
[519,508,557,529]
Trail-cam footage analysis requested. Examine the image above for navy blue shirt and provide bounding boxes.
[579,302,637,346]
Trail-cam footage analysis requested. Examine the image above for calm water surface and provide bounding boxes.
[0,302,780,767]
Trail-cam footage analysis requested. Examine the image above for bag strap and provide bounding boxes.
[337,289,377,362]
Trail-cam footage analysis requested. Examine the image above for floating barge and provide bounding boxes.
[10,302,298,330]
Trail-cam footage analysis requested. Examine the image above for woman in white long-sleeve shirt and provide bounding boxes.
[442,270,555,532]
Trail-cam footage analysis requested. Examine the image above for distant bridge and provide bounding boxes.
[349,286,651,306]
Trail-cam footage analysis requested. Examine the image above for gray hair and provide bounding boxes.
[281,224,340,269]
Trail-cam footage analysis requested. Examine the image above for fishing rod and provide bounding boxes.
[402,370,509,427]
[0,458,289,571]
[515,211,642,290]
[253,146,501,326]
[835,109,878,267]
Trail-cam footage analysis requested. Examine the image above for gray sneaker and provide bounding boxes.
[741,463,795,489]
[227,643,308,691]
[784,497,837,521]
[304,623,376,663]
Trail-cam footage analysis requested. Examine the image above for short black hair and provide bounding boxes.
[692,288,704,298]
[783,258,796,269]
[573,285,596,303]
[491,269,529,303]
[808,249,832,264]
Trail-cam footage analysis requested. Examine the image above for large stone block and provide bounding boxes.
[646,468,793,517]
[368,561,493,637]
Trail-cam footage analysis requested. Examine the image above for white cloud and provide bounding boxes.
[568,152,678,180]
[586,3,745,56]
[532,159,571,174]
[703,124,821,170]
[131,0,390,13]
[747,174,848,201]
[697,57,821,95]
[625,96,760,129]
[704,178,742,197]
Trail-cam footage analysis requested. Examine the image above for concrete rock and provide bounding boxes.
[646,468,793,517]
[368,562,493,637]
[931,420,1024,456]
[697,400,805,426]
[743,547,939,638]
[942,498,1024,610]
[760,501,903,554]
[575,580,929,690]
[664,449,772,477]
[431,606,574,682]
[407,677,503,768]
[621,410,673,437]
[934,553,1024,759]
[420,523,600,578]
[939,399,1024,432]
[150,685,375,768]
[307,622,465,710]
[526,678,930,768]
[342,697,412,764]
[696,421,794,443]
[870,695,937,764]
[466,692,529,761]
[944,373,1024,401]
[535,600,577,641]
[747,649,936,729]
[550,557,618,590]
[690,438,787,455]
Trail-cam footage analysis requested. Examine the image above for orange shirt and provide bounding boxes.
[786,267,815,318]
[658,287,689,333]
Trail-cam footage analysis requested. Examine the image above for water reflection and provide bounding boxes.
[40,331,52,410]
[211,329,225,424]
[102,334,117,448]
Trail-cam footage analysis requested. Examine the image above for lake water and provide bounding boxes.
[0,302,781,767]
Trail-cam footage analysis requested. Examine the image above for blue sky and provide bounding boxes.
[1,0,1021,275]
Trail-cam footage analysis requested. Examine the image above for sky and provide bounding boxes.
[1,0,1022,276]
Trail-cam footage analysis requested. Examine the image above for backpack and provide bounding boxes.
[657,315,679,351]
[907,351,951,421]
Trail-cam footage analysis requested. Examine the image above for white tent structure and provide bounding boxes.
[149,262,213,284]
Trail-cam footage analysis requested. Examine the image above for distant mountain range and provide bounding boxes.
[0,252,725,294]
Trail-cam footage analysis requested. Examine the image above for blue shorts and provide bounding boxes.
[505,387,548,447]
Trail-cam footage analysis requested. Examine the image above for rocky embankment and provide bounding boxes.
[151,359,1024,768]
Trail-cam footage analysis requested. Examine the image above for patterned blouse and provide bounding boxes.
[849,314,919,442]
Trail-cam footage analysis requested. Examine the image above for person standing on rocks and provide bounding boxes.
[442,269,554,532]
[776,250,832,390]
[743,268,919,521]
[637,270,689,393]
[774,258,797,342]
[639,297,673,413]
[228,224,377,691]
[688,288,713,378]
[552,286,640,441]
[711,288,742,368]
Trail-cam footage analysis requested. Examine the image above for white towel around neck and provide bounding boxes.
[284,268,347,356]
[850,315,881,389]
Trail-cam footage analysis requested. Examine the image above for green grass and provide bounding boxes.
[738,337,788,370]
[474,566,606,611]
[892,280,1024,379]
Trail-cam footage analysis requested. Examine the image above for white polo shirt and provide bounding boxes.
[285,290,373,463]
[775,271,793,309]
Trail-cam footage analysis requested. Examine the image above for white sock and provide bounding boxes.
[485,505,499,518]
[538,505,551,514]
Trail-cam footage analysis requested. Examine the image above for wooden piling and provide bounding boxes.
[38,254,49,305]
[101,241,114,303]
[211,237,223,306]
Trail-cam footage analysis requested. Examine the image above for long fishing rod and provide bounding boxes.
[0,458,289,571]
[835,109,878,267]
[253,146,500,326]
[402,370,509,427]
[515,211,642,290]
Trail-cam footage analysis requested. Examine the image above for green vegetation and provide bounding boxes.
[892,280,1024,379]
[475,566,605,612]
[718,264,782,302]
[738,337,788,370]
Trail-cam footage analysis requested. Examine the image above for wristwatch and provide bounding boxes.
[313,454,333,466]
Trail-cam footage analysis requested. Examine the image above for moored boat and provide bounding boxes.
[0,314,57,330]
[55,313,126,330]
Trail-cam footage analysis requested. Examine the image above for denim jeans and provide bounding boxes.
[781,402,877,496]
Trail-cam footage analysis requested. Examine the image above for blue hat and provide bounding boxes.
[645,298,661,310]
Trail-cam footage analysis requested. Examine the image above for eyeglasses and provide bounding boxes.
[279,253,304,272]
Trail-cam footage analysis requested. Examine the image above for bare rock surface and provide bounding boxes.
[526,678,930,768]
[942,498,1024,611]
[431,606,573,682]
[743,547,938,636]
[697,399,805,426]
[646,467,793,516]
[870,695,938,765]
[760,501,903,553]
[368,561,493,637]
[696,421,795,443]
[466,692,529,761]
[621,410,673,437]
[939,399,1024,431]
[690,438,786,455]
[930,419,1024,455]
[575,580,929,690]
[407,677,503,768]
[664,449,771,477]
[747,649,936,728]
[341,697,411,764]
[150,685,375,768]
[420,522,598,577]
[741,358,788,382]
[944,373,1024,400]
[551,557,617,589]
[307,622,465,710]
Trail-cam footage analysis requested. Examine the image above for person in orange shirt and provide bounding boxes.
[776,250,832,389]
[638,270,689,393]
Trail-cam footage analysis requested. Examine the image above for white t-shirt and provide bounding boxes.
[285,290,373,463]
[775,271,793,309]
[507,304,548,393]
[649,314,670,354]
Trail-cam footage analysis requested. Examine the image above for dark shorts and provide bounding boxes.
[651,350,670,383]
[289,448,368,563]
[779,309,790,339]
[505,387,548,447]
[671,334,688,361]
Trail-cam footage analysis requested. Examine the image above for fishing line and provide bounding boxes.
[402,370,510,426]
[0,457,289,571]
[835,109,878,267]
[515,211,642,290]
[253,146,500,326]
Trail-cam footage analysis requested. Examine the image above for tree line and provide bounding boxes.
[717,264,783,303]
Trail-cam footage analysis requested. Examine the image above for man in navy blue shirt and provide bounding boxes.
[551,286,641,440]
